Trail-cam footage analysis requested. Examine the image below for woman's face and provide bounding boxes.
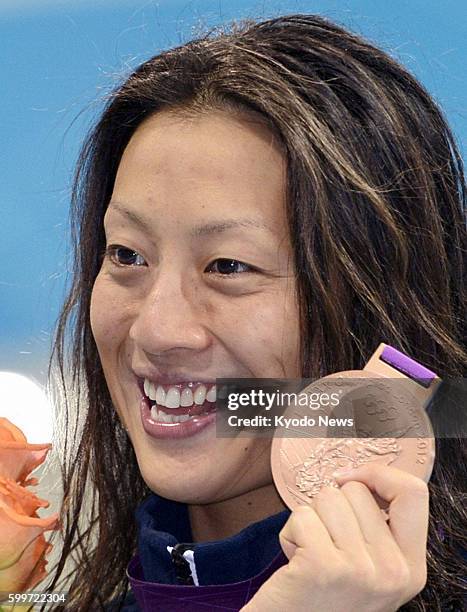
[90,110,301,504]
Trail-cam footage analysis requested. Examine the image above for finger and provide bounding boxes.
[339,480,394,545]
[333,463,429,566]
[279,505,336,561]
[311,485,368,554]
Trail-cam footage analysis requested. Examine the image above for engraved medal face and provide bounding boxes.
[270,371,436,510]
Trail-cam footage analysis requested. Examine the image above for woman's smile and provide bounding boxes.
[138,375,218,438]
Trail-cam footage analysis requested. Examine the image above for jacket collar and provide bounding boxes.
[135,492,290,586]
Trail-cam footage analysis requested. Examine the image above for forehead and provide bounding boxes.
[121,109,283,169]
[109,110,288,227]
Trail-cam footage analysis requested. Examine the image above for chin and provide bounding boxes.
[140,476,218,504]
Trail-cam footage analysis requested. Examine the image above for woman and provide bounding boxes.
[44,13,466,611]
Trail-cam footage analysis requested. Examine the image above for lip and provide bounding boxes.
[136,377,217,440]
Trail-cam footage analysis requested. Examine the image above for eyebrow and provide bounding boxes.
[105,201,274,237]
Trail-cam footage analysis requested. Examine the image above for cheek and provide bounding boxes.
[89,275,123,349]
[281,291,301,373]
[225,290,300,370]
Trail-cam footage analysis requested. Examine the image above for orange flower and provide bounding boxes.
[0,418,51,485]
[0,419,58,594]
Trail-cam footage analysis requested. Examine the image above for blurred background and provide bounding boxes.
[1,0,466,444]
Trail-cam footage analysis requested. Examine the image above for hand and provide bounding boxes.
[242,464,429,612]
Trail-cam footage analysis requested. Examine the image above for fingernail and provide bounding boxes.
[332,465,355,478]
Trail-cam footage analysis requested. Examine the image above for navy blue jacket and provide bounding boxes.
[119,492,290,611]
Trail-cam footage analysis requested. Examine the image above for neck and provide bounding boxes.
[188,483,288,543]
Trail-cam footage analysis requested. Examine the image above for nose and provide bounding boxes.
[128,271,211,357]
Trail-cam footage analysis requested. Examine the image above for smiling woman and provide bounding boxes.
[40,13,465,612]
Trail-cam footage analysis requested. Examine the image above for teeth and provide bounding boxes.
[144,379,217,408]
[155,385,166,405]
[180,387,194,407]
[217,385,228,399]
[177,414,191,422]
[165,388,181,408]
[145,379,158,401]
[149,405,199,424]
[157,410,173,423]
[194,385,207,405]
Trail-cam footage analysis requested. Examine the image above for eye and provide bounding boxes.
[100,248,257,276]
[206,258,256,277]
[102,245,147,267]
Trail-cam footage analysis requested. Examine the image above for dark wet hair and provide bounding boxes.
[43,13,466,610]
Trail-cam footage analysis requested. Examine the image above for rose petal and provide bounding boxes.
[0,477,49,516]
[0,445,51,483]
[0,533,52,593]
[22,477,39,487]
[0,418,27,444]
[0,502,58,569]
